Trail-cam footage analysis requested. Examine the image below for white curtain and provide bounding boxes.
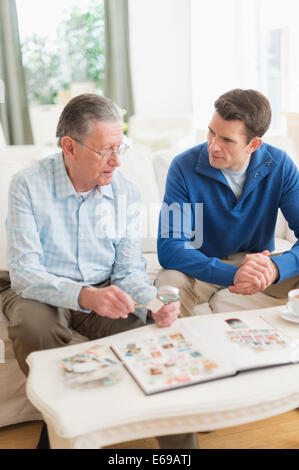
[0,0,33,144]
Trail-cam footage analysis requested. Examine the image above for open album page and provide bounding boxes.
[111,319,236,395]
[195,313,295,372]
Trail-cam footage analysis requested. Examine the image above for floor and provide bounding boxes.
[1,409,299,449]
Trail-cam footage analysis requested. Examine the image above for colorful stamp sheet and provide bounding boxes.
[120,331,220,388]
[225,328,287,352]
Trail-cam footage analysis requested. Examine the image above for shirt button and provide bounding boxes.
[254,173,260,178]
[80,232,85,238]
[79,197,84,203]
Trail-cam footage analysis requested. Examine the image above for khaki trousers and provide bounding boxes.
[156,252,299,317]
[0,271,199,449]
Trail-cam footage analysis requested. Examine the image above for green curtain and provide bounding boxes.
[0,0,33,144]
[104,0,134,120]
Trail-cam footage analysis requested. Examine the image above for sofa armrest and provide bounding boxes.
[0,145,57,163]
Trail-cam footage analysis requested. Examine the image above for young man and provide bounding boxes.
[1,94,199,449]
[157,88,299,316]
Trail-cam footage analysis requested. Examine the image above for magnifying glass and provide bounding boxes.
[156,285,180,304]
[135,286,180,312]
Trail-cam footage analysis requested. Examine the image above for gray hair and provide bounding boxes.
[56,93,122,147]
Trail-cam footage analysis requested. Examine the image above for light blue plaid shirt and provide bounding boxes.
[6,152,157,323]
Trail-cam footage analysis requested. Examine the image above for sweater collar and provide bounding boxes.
[195,142,277,180]
[194,142,278,204]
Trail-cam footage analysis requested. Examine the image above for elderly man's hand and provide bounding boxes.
[151,301,180,327]
[229,250,279,295]
[78,285,136,319]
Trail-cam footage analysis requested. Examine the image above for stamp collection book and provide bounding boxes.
[111,314,297,395]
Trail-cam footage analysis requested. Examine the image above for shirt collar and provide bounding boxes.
[53,153,114,200]
[100,184,114,199]
[54,153,76,200]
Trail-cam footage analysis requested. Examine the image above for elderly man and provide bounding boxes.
[0,94,197,449]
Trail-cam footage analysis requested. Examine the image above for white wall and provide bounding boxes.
[129,0,299,130]
[264,0,299,112]
[191,0,260,129]
[129,0,193,116]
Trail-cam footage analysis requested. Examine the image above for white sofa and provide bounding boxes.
[127,115,196,152]
[0,139,297,428]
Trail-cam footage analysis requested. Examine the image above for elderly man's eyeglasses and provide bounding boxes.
[71,137,130,161]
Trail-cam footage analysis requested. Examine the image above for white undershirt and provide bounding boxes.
[221,163,249,200]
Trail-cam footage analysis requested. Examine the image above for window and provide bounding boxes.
[264,28,283,130]
[16,0,105,105]
[191,0,299,134]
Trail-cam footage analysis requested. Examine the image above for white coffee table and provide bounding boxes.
[26,306,299,449]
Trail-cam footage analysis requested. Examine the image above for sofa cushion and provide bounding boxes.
[0,145,53,162]
[128,130,183,152]
[128,115,194,152]
[274,237,293,254]
[119,144,161,252]
[143,252,161,284]
[150,148,179,200]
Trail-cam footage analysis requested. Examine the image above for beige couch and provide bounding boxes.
[0,139,297,428]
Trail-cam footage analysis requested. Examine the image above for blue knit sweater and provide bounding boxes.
[157,142,299,287]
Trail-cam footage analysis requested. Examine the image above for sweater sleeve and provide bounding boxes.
[157,159,238,286]
[271,156,299,281]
